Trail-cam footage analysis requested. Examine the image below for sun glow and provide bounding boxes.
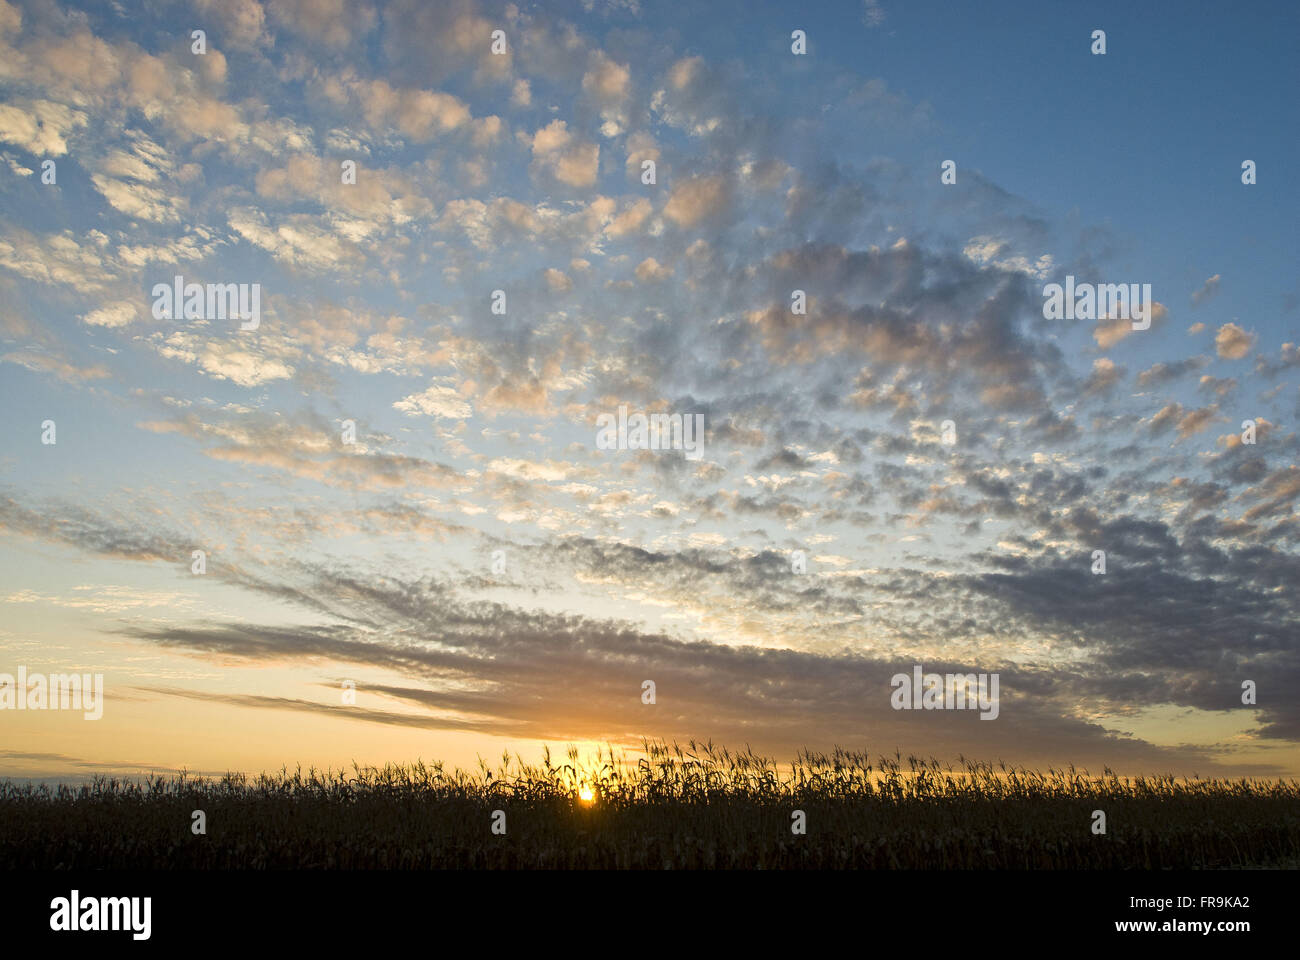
[578,784,595,803]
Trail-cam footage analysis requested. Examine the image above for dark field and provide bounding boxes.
[3,742,1298,869]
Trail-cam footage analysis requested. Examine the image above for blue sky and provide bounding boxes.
[0,0,1297,781]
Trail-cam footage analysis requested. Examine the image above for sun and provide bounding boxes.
[578,784,595,803]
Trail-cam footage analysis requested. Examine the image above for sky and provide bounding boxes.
[0,0,1297,783]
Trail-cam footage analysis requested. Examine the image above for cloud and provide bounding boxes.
[1254,342,1300,377]
[634,257,672,282]
[664,174,729,227]
[1149,402,1221,441]
[82,302,139,328]
[544,267,573,291]
[582,51,631,103]
[962,236,1053,279]
[194,0,272,49]
[0,0,19,38]
[90,175,185,223]
[150,330,299,387]
[0,228,116,291]
[253,151,434,226]
[0,100,87,155]
[1,151,31,175]
[268,0,377,48]
[1136,356,1209,388]
[1215,322,1255,360]
[1,349,110,382]
[1083,356,1122,395]
[605,197,652,238]
[862,1,886,27]
[228,207,356,269]
[529,120,600,187]
[91,537,1296,773]
[668,55,702,91]
[393,384,473,419]
[1094,303,1167,350]
[1191,273,1221,306]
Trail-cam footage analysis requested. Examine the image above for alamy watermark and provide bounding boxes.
[890,665,999,720]
[1042,275,1152,330]
[596,405,705,460]
[0,667,104,719]
[152,274,260,330]
[50,891,150,940]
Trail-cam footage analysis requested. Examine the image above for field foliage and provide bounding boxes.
[3,741,1298,869]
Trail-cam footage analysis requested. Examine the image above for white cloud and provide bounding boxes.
[393,384,472,419]
[530,120,599,188]
[82,302,139,328]
[90,175,185,223]
[0,100,87,156]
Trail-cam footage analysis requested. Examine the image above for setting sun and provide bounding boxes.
[578,785,595,804]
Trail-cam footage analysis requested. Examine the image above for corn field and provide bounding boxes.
[3,740,1297,869]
